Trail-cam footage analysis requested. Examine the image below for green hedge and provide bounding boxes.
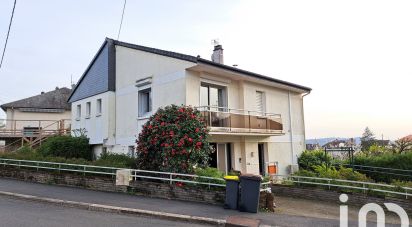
[353,152,412,183]
[0,148,135,169]
[37,136,92,161]
[298,150,332,171]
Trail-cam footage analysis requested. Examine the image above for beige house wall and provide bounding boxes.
[5,109,71,131]
[113,45,196,153]
[185,71,306,175]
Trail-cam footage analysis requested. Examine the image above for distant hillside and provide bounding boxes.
[306,137,361,146]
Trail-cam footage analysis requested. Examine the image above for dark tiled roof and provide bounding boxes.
[1,87,72,111]
[110,38,312,92]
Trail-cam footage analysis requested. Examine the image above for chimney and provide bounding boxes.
[41,91,45,94]
[211,44,224,64]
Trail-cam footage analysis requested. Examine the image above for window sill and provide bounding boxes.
[137,115,151,120]
[75,118,80,121]
[85,116,91,119]
[96,113,102,117]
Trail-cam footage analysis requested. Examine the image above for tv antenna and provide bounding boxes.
[211,39,220,46]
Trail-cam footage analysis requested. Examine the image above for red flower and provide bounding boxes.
[161,122,165,126]
[196,142,202,147]
[188,138,193,143]
[178,108,184,113]
[195,128,200,133]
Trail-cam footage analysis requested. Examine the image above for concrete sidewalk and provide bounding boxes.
[0,178,391,227]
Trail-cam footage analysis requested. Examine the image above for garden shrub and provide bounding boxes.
[136,105,213,173]
[298,150,332,171]
[353,152,412,183]
[194,167,225,185]
[94,153,136,168]
[37,135,92,160]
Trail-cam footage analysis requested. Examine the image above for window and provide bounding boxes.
[200,83,227,110]
[86,102,91,118]
[256,91,265,115]
[96,99,102,116]
[128,146,135,158]
[76,104,81,120]
[138,88,152,117]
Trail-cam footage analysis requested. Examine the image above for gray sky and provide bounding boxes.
[0,0,411,140]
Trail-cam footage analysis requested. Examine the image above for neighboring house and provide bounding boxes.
[68,38,311,175]
[322,138,356,149]
[0,87,72,151]
[306,143,321,151]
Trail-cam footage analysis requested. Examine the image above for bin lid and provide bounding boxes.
[240,174,263,181]
[224,175,239,181]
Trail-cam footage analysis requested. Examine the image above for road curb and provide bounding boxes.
[0,190,226,226]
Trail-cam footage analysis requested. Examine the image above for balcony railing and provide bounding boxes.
[0,119,71,138]
[196,106,283,135]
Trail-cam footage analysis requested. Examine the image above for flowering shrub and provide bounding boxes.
[136,105,212,173]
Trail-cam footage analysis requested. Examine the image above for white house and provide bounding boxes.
[68,38,311,175]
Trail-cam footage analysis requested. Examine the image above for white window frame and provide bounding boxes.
[76,104,81,121]
[138,84,152,118]
[255,90,266,115]
[199,82,228,111]
[85,102,91,119]
[96,99,102,117]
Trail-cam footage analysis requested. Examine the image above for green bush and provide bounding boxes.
[194,167,225,185]
[353,152,412,183]
[136,105,212,173]
[37,136,92,161]
[298,150,332,171]
[94,153,136,168]
[295,164,369,182]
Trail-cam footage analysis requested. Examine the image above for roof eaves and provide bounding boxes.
[197,58,312,92]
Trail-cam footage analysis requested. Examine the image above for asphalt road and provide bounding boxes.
[0,197,210,227]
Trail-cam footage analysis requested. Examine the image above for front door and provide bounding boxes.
[258,143,265,175]
[209,143,217,168]
[209,143,232,174]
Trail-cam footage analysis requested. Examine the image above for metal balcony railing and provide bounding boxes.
[196,106,283,134]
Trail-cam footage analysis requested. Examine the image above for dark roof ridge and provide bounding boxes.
[1,87,72,111]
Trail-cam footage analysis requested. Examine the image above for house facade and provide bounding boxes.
[68,38,311,175]
[1,87,72,132]
[0,87,72,151]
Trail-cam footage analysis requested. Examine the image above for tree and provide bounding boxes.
[361,127,375,151]
[391,138,412,154]
[136,105,213,173]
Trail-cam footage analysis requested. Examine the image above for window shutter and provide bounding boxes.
[256,91,264,114]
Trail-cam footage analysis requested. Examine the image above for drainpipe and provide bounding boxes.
[301,91,311,153]
[288,91,294,164]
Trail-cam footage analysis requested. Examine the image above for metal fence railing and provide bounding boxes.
[274,174,412,199]
[130,169,226,188]
[0,158,118,175]
[0,158,226,188]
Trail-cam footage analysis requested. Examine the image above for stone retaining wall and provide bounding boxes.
[271,184,412,214]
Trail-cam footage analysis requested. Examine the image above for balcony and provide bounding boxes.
[197,106,283,135]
